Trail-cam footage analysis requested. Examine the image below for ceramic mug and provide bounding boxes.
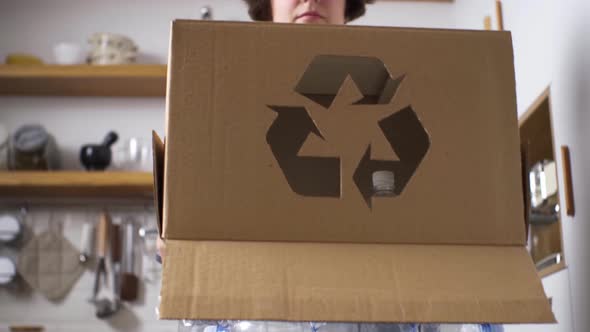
[53,42,85,65]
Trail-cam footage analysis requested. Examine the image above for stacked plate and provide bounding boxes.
[88,33,138,65]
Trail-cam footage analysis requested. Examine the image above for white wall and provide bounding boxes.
[503,1,590,331]
[552,3,590,329]
[1,0,588,331]
[0,0,497,170]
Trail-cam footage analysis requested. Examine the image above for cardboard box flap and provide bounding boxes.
[151,130,165,238]
[160,241,555,323]
[164,20,527,246]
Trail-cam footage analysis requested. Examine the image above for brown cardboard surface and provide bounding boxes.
[157,20,554,323]
[163,20,525,246]
[159,241,554,323]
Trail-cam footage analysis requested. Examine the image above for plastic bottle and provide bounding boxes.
[175,320,503,332]
[309,322,359,332]
[232,321,268,332]
[360,323,419,332]
[177,320,217,332]
[418,324,504,332]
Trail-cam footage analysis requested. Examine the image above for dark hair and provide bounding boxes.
[244,0,374,22]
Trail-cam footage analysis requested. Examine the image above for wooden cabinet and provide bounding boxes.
[519,87,566,277]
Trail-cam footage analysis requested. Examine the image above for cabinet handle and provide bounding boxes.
[561,146,575,216]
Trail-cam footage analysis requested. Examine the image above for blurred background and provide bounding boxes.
[0,0,588,331]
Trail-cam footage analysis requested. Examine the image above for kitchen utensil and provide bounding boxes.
[9,124,59,170]
[80,131,118,170]
[16,227,84,301]
[0,256,17,285]
[92,212,109,300]
[96,223,123,318]
[94,264,120,319]
[53,42,84,65]
[95,297,118,319]
[111,224,122,298]
[96,222,124,318]
[120,222,138,301]
[0,124,8,170]
[92,211,120,318]
[79,222,93,263]
[0,213,23,246]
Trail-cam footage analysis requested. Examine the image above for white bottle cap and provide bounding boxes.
[372,170,395,196]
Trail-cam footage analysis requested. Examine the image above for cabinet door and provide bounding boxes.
[503,269,573,332]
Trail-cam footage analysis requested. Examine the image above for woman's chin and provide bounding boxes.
[295,16,327,24]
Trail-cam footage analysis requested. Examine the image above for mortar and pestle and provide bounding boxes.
[80,131,118,170]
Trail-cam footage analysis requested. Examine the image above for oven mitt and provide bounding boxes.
[17,230,84,301]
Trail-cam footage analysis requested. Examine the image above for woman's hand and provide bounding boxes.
[156,237,166,264]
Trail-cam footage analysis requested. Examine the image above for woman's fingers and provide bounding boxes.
[156,237,166,264]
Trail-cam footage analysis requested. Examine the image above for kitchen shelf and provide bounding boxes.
[0,171,154,198]
[0,64,166,97]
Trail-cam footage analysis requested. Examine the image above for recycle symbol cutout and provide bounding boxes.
[266,55,430,208]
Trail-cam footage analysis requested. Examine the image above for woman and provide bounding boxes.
[156,0,372,263]
[246,0,371,24]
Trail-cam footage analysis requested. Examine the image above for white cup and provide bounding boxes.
[53,42,84,65]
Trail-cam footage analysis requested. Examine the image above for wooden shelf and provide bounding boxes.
[0,64,166,97]
[0,171,154,198]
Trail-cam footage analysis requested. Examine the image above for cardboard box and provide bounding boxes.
[153,20,554,324]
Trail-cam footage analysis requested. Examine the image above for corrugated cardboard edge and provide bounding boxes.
[152,21,176,239]
[151,131,165,238]
[521,143,531,240]
[160,241,556,324]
